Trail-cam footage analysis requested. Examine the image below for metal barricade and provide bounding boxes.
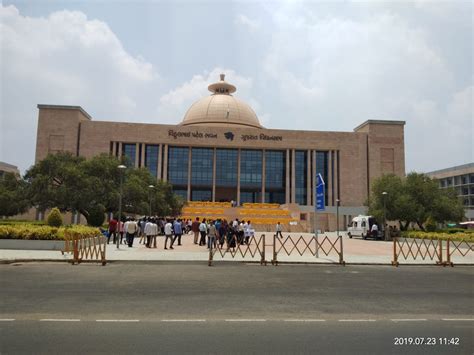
[209,234,265,266]
[64,231,107,266]
[392,237,442,266]
[445,239,474,267]
[272,234,345,265]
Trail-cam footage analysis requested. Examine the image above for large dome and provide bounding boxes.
[181,74,263,129]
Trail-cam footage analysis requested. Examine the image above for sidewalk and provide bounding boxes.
[1,232,473,265]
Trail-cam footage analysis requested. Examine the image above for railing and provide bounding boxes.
[208,234,265,266]
[63,231,107,266]
[272,234,345,265]
[392,238,442,266]
[445,239,474,266]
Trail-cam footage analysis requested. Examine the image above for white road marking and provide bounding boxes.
[391,319,427,322]
[96,319,140,323]
[284,319,326,322]
[40,319,80,322]
[0,319,15,321]
[350,271,359,274]
[441,318,474,321]
[161,319,206,322]
[225,319,266,322]
[338,319,376,322]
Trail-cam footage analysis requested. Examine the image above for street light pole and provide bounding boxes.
[148,185,154,216]
[117,165,127,249]
[336,199,340,238]
[382,191,388,241]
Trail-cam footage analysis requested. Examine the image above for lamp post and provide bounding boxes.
[148,185,154,216]
[117,164,127,249]
[382,191,388,240]
[336,199,340,238]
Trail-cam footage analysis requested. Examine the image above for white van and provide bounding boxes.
[347,215,380,240]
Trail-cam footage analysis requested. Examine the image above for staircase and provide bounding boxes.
[180,202,306,232]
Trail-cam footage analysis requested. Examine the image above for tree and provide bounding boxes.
[0,172,30,217]
[24,152,184,223]
[368,172,465,230]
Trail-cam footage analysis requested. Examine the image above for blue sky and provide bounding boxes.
[1,0,472,174]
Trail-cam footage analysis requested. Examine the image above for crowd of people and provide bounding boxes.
[104,216,256,250]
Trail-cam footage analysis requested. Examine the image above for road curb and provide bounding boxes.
[1,258,473,266]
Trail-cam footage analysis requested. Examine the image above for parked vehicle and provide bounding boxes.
[347,215,381,240]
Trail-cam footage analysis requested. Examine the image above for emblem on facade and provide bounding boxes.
[224,132,234,141]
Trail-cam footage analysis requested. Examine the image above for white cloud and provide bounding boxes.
[260,4,471,171]
[0,5,159,173]
[157,67,269,126]
[235,14,261,32]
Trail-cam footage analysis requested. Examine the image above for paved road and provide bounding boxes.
[1,263,472,354]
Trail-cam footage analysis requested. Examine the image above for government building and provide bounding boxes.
[35,74,406,230]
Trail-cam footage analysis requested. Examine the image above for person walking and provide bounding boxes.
[164,219,174,249]
[107,217,118,244]
[199,219,207,246]
[144,218,154,248]
[207,220,217,250]
[192,218,200,244]
[139,217,147,244]
[173,218,183,246]
[275,222,283,239]
[126,217,138,247]
[243,220,249,245]
[246,220,253,244]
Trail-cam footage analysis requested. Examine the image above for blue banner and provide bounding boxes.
[316,173,325,211]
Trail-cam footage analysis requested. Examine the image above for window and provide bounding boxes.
[191,148,213,186]
[191,189,212,201]
[240,150,262,187]
[122,143,136,167]
[295,151,307,205]
[145,145,159,177]
[216,149,238,186]
[168,147,189,185]
[265,150,286,204]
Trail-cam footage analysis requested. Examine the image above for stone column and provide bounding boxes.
[118,142,123,160]
[162,144,168,182]
[312,150,317,207]
[261,149,266,203]
[306,149,311,206]
[135,143,140,168]
[140,143,146,168]
[237,148,241,205]
[111,142,116,157]
[334,150,339,202]
[157,144,163,181]
[212,148,216,202]
[187,148,192,201]
[291,149,296,203]
[285,149,290,204]
[327,150,333,207]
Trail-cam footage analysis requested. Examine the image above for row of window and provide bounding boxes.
[119,144,330,204]
[439,174,474,187]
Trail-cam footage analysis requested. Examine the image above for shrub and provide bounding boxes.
[86,205,106,227]
[46,208,63,227]
[401,231,474,243]
[0,224,99,240]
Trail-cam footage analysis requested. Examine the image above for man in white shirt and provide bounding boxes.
[371,223,378,239]
[126,218,138,247]
[275,222,283,239]
[199,219,208,246]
